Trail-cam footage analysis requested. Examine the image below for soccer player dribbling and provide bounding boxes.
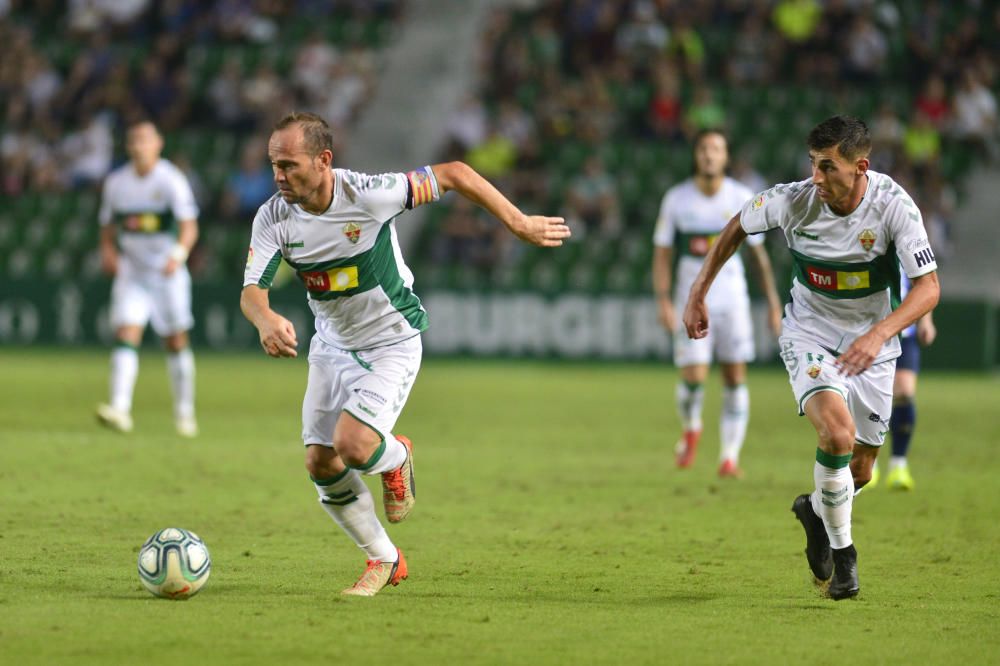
[682,116,939,599]
[240,112,570,596]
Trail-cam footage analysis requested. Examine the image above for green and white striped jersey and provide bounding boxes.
[98,159,199,271]
[243,167,440,351]
[740,170,937,363]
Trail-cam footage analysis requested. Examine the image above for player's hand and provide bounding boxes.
[835,329,885,376]
[258,313,298,358]
[657,298,676,332]
[768,303,783,336]
[511,214,571,247]
[917,317,937,347]
[682,299,710,340]
[163,257,181,276]
[100,249,118,276]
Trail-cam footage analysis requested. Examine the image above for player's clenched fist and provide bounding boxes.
[257,314,298,358]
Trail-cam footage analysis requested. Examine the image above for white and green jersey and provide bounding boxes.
[98,159,199,272]
[653,176,761,311]
[740,170,937,363]
[243,166,440,351]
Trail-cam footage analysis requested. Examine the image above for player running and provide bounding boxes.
[682,116,939,599]
[652,129,782,477]
[240,112,569,596]
[96,120,200,437]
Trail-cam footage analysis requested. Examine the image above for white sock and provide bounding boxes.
[356,435,407,475]
[889,455,907,471]
[676,381,704,432]
[811,452,854,549]
[720,384,749,463]
[313,469,396,562]
[166,348,196,420]
[109,345,138,413]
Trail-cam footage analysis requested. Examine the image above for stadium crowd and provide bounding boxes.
[427,0,999,277]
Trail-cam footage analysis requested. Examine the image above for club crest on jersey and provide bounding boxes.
[343,222,361,244]
[858,229,876,251]
[807,364,822,379]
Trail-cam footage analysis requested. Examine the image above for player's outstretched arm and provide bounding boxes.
[836,271,940,376]
[240,285,298,358]
[682,214,748,339]
[430,161,570,247]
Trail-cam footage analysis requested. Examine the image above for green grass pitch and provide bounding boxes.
[1,349,998,665]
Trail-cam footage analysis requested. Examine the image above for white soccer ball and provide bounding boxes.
[137,527,211,599]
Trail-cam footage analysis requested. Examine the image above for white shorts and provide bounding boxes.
[110,265,193,336]
[778,333,895,446]
[674,302,755,367]
[301,334,422,446]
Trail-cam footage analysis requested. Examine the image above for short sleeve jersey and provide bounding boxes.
[652,177,761,310]
[98,159,199,271]
[740,170,937,362]
[243,166,440,351]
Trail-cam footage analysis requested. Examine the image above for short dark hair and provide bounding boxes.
[807,115,871,160]
[273,111,334,156]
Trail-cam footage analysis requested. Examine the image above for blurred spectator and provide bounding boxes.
[683,85,726,139]
[726,11,775,86]
[914,75,950,130]
[950,68,998,160]
[844,11,888,83]
[902,108,941,194]
[465,128,517,181]
[772,0,821,44]
[207,58,254,131]
[60,110,114,187]
[220,139,275,222]
[870,101,905,172]
[564,155,621,238]
[730,153,767,195]
[431,197,502,274]
[616,1,669,64]
[647,62,683,141]
[445,95,489,157]
[293,30,340,104]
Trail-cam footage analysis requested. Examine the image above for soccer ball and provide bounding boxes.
[137,528,211,599]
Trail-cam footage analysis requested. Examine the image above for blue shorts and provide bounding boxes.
[897,335,920,373]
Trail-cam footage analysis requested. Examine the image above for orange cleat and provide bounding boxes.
[342,548,408,597]
[382,435,415,523]
[674,430,701,468]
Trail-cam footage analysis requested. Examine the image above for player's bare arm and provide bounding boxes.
[682,214,748,339]
[163,218,199,276]
[748,243,783,335]
[836,271,940,376]
[240,284,298,358]
[430,161,569,247]
[99,224,118,276]
[651,245,675,331]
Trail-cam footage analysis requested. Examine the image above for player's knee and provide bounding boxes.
[304,444,338,479]
[817,422,855,455]
[331,434,371,468]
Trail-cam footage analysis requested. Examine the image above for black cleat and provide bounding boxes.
[791,494,833,582]
[829,544,860,600]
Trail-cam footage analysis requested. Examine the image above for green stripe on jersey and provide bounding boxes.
[114,210,177,234]
[790,245,900,301]
[675,231,719,257]
[287,223,428,331]
[257,251,284,289]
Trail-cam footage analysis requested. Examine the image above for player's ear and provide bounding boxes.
[856,157,869,175]
[316,149,333,170]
